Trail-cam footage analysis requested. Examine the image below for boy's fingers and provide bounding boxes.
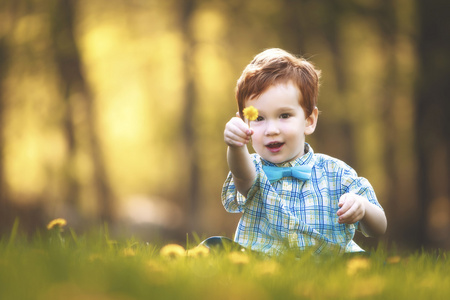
[226,125,245,139]
[337,195,349,215]
[341,212,362,225]
[226,120,249,136]
[341,204,356,218]
[338,201,365,224]
[338,210,354,224]
[224,121,252,144]
[338,193,348,207]
[224,131,249,146]
[229,117,252,133]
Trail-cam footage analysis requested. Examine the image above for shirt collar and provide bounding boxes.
[260,143,315,168]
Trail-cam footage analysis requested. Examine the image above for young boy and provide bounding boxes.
[222,48,387,255]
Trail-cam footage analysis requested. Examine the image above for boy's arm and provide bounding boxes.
[359,200,387,237]
[227,145,255,197]
[337,193,387,237]
[224,116,256,197]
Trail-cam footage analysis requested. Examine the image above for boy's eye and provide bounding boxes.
[255,116,264,121]
[280,113,290,119]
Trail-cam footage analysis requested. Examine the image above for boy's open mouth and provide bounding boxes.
[266,142,284,152]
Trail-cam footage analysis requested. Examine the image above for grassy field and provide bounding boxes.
[0,220,448,300]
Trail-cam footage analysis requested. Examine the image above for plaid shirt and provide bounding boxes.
[222,144,382,255]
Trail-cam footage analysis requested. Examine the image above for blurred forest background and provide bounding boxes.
[0,0,448,251]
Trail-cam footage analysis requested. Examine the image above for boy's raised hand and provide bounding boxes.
[224,115,253,147]
[336,193,366,225]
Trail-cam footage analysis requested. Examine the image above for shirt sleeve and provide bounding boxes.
[221,172,246,213]
[341,167,382,210]
[221,154,262,213]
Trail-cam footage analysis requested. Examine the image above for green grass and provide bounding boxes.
[0,223,448,300]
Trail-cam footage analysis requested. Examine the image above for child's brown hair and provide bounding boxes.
[236,48,321,119]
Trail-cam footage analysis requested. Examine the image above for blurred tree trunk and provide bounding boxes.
[49,0,115,223]
[48,0,79,218]
[415,0,450,248]
[0,0,46,232]
[0,18,10,230]
[179,0,200,232]
[319,1,357,165]
[372,0,414,248]
[377,0,399,244]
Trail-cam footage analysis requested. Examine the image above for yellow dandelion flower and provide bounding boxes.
[243,106,259,121]
[160,244,186,258]
[186,245,210,258]
[346,257,371,275]
[46,218,67,230]
[228,251,250,265]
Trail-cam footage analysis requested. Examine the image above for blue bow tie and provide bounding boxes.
[262,165,312,182]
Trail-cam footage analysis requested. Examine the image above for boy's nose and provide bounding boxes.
[264,120,280,136]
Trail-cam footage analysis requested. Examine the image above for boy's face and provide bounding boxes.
[245,82,317,164]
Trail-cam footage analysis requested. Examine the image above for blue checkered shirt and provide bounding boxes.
[222,144,382,255]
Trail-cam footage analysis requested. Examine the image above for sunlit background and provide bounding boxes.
[0,0,448,251]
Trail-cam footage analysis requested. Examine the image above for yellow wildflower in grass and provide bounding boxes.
[243,106,258,121]
[228,251,250,265]
[186,245,210,258]
[46,218,67,230]
[346,257,371,276]
[160,244,186,259]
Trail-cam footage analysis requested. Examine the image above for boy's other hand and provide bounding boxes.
[224,116,253,147]
[337,193,366,224]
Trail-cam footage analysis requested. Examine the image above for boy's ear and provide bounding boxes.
[304,107,319,135]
